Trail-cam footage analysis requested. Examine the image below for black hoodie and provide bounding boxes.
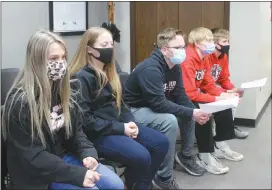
[124,48,195,119]
[4,83,98,189]
[75,65,134,141]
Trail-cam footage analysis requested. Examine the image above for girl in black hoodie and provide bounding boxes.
[69,27,169,190]
[2,30,123,190]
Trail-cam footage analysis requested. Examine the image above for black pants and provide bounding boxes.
[194,103,235,153]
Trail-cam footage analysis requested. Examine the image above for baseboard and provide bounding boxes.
[234,93,271,128]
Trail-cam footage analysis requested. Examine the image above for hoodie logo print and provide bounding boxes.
[164,81,176,92]
[195,69,206,81]
[211,64,222,81]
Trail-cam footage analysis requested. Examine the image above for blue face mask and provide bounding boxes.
[169,48,187,65]
[202,43,215,55]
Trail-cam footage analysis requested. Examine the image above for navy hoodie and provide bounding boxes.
[124,48,195,119]
[75,65,134,141]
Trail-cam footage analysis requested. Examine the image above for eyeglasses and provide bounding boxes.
[165,46,185,50]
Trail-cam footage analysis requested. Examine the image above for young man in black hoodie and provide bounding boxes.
[124,28,210,189]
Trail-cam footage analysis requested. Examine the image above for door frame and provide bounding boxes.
[130,2,137,72]
[130,2,230,72]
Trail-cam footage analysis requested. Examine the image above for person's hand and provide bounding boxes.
[217,92,238,100]
[83,170,100,188]
[232,88,245,97]
[193,109,210,125]
[129,122,139,139]
[124,122,138,139]
[83,157,99,171]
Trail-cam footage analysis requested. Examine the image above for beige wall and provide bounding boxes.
[229,2,271,119]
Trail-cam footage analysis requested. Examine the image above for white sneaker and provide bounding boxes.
[196,153,229,175]
[213,142,244,161]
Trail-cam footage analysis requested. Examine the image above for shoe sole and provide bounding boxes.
[196,160,229,175]
[175,153,204,176]
[213,152,244,162]
[152,180,163,190]
[205,166,229,175]
[235,135,249,139]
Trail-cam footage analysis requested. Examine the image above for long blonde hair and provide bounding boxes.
[2,30,73,146]
[69,27,122,114]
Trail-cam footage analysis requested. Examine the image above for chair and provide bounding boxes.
[1,68,20,105]
[115,60,129,91]
[1,68,20,190]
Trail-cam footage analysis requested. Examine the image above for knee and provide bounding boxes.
[133,149,151,169]
[161,114,179,133]
[106,175,124,189]
[129,147,151,170]
[96,164,124,189]
[153,132,170,154]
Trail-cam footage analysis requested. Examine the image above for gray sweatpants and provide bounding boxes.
[131,107,195,178]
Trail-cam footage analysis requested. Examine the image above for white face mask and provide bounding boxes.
[47,60,67,81]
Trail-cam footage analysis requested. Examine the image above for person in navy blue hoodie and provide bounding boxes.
[69,27,169,190]
[124,28,210,189]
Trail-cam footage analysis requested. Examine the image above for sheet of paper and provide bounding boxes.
[199,96,239,114]
[240,78,267,89]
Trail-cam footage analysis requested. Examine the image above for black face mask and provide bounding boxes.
[216,44,230,54]
[90,47,113,64]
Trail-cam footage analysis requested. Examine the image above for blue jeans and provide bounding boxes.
[94,124,169,190]
[50,155,124,190]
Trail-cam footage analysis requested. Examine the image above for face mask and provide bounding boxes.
[169,48,186,65]
[90,47,113,64]
[201,43,215,56]
[47,60,67,81]
[216,44,230,54]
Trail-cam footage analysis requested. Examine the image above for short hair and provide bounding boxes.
[157,27,185,48]
[212,28,229,43]
[188,27,213,44]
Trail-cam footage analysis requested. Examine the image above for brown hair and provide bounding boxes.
[157,27,185,48]
[212,28,229,43]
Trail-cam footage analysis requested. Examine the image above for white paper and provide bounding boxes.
[199,96,239,114]
[240,78,267,89]
[53,2,86,32]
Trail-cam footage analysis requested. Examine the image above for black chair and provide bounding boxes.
[1,68,20,190]
[115,60,129,90]
[1,68,20,105]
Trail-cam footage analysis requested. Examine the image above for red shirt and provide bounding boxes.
[207,52,235,90]
[181,45,225,103]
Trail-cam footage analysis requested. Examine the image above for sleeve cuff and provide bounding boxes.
[80,149,99,161]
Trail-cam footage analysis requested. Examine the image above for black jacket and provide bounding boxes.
[4,86,98,189]
[75,65,134,141]
[124,48,195,120]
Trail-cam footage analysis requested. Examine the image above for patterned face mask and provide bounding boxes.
[47,60,67,81]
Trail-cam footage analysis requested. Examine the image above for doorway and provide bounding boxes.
[130,2,230,71]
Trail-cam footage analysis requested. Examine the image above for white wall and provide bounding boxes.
[229,2,271,120]
[1,2,107,69]
[114,2,131,73]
